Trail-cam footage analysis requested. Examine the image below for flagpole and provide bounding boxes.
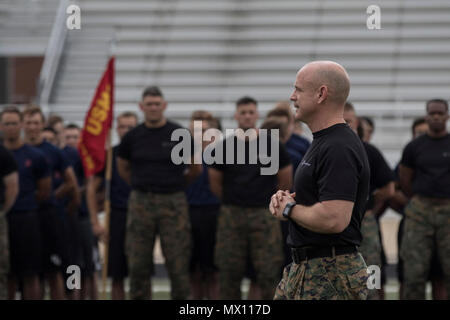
[102,129,113,300]
[102,37,116,300]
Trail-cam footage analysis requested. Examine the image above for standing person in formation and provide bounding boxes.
[41,127,58,146]
[270,61,370,300]
[208,96,292,300]
[391,117,446,300]
[266,103,310,173]
[47,115,66,149]
[0,144,18,300]
[63,123,99,299]
[343,102,395,299]
[117,86,201,300]
[186,110,221,300]
[22,106,78,300]
[86,111,138,300]
[0,106,51,300]
[399,99,450,300]
[359,116,375,143]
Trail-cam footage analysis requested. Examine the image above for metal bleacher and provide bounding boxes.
[3,0,450,164]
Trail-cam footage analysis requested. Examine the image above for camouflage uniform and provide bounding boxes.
[215,204,283,300]
[126,190,191,300]
[400,195,450,299]
[0,213,8,300]
[359,210,382,299]
[274,252,369,300]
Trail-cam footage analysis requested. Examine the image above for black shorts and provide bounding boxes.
[7,211,43,277]
[63,211,81,268]
[245,253,257,281]
[108,207,128,280]
[77,218,95,276]
[397,217,444,282]
[189,204,219,274]
[61,211,81,290]
[38,203,68,273]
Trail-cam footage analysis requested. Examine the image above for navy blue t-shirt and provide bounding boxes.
[63,145,89,219]
[36,141,71,202]
[285,133,310,182]
[186,161,220,206]
[63,146,84,185]
[286,133,311,157]
[10,144,50,212]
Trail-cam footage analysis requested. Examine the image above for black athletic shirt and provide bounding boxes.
[288,123,370,247]
[209,134,291,207]
[117,121,189,193]
[400,133,450,198]
[0,145,18,207]
[363,142,395,210]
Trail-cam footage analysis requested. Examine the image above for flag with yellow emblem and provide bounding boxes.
[78,57,114,177]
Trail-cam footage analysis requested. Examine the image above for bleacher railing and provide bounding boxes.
[37,0,70,110]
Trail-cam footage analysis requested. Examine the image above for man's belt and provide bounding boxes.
[291,245,358,264]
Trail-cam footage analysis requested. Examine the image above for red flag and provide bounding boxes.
[78,57,114,177]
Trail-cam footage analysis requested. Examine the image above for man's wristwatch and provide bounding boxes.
[282,201,296,219]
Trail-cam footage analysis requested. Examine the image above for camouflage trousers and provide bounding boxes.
[359,210,382,300]
[400,195,450,300]
[126,190,191,300]
[274,252,369,300]
[215,205,283,300]
[0,213,8,300]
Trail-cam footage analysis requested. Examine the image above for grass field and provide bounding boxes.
[100,278,433,300]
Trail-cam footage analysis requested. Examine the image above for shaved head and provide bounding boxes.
[298,61,350,106]
[290,61,351,130]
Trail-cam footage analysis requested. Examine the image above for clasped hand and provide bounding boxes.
[269,190,296,220]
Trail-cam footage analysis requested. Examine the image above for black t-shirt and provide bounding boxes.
[363,142,395,210]
[0,145,18,207]
[288,123,370,247]
[400,133,450,198]
[117,121,188,193]
[208,134,291,207]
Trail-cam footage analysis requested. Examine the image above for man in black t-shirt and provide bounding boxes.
[344,102,395,300]
[0,144,19,299]
[399,99,450,300]
[208,96,293,300]
[117,86,201,300]
[391,118,446,300]
[270,61,370,300]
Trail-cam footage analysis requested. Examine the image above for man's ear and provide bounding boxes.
[162,100,168,111]
[138,101,144,112]
[317,86,328,104]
